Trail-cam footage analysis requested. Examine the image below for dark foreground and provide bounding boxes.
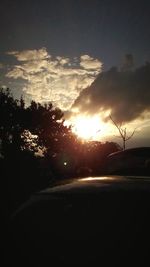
[6,176,150,266]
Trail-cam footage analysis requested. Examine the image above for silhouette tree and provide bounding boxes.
[23,100,78,174]
[0,88,74,212]
[0,88,74,159]
[76,140,121,175]
[0,88,26,158]
[110,115,136,150]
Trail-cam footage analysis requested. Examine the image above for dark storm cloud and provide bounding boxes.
[72,61,150,123]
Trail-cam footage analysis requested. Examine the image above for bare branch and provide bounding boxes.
[126,128,136,141]
[109,114,136,150]
[109,115,124,139]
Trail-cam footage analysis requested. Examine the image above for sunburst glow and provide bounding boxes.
[71,115,101,140]
[65,113,115,141]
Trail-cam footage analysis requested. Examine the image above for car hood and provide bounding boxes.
[38,175,150,194]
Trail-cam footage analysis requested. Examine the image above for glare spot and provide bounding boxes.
[70,115,101,140]
[78,177,115,182]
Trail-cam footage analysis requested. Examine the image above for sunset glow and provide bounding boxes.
[71,115,101,140]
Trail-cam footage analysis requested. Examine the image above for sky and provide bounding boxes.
[0,0,150,147]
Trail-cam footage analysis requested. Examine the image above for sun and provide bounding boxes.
[65,113,113,141]
[71,115,101,140]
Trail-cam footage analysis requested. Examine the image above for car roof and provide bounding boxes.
[108,147,150,158]
[11,176,150,219]
[37,176,150,195]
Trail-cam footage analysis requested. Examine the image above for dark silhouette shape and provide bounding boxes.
[110,114,136,150]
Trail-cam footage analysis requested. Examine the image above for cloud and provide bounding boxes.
[56,56,70,66]
[6,48,102,109]
[80,55,102,71]
[7,48,50,61]
[72,62,150,123]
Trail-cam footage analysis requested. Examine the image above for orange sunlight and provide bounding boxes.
[71,115,101,140]
[65,113,115,141]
